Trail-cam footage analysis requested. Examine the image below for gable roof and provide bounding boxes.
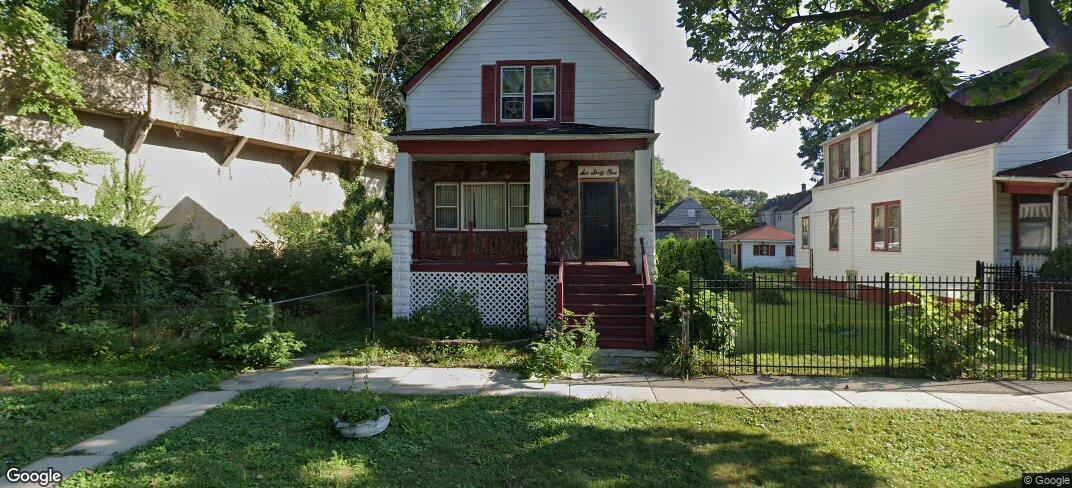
[656,198,720,228]
[758,189,811,213]
[401,0,661,94]
[723,225,795,242]
[881,49,1056,172]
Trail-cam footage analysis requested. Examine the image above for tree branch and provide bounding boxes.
[1002,0,1072,53]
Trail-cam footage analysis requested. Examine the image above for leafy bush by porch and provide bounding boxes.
[524,311,599,383]
[1039,245,1072,278]
[655,236,725,282]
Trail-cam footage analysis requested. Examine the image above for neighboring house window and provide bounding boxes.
[500,66,526,121]
[829,209,840,250]
[801,216,810,248]
[508,183,529,230]
[753,244,776,256]
[871,201,902,252]
[786,245,795,257]
[462,183,507,230]
[435,183,460,230]
[703,228,716,239]
[828,139,850,182]
[859,129,873,175]
[1015,195,1052,254]
[531,65,556,121]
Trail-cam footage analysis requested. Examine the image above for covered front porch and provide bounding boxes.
[387,125,658,329]
[996,154,1072,271]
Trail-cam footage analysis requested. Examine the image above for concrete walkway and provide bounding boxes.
[8,365,1072,487]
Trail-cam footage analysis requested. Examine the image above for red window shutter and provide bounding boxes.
[561,63,576,122]
[481,65,496,123]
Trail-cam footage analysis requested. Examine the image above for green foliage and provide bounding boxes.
[0,2,85,125]
[0,214,162,305]
[753,287,789,305]
[0,128,112,218]
[656,236,725,282]
[654,156,692,215]
[651,156,756,235]
[657,288,738,355]
[209,301,304,369]
[712,189,769,212]
[88,162,160,235]
[896,276,1024,379]
[55,320,131,359]
[525,311,599,384]
[690,191,754,236]
[1039,245,1072,279]
[155,226,235,304]
[401,289,485,340]
[654,336,703,379]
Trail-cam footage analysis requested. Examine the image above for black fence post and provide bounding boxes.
[974,261,984,306]
[370,284,378,342]
[686,272,694,349]
[1026,275,1037,379]
[752,271,759,375]
[884,272,892,376]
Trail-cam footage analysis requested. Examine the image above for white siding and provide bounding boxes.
[876,112,928,165]
[996,93,1069,172]
[738,240,795,270]
[406,0,656,130]
[807,148,996,278]
[994,191,1014,263]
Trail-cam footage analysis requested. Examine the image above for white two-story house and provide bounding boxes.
[796,50,1072,280]
[386,0,662,349]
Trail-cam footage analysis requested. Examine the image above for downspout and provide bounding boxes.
[1052,181,1071,251]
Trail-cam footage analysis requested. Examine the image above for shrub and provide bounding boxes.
[55,320,131,359]
[1039,245,1072,279]
[655,236,725,282]
[155,226,235,304]
[896,276,1023,379]
[753,287,788,305]
[213,302,305,368]
[655,336,703,379]
[657,287,738,355]
[401,288,484,339]
[525,311,599,383]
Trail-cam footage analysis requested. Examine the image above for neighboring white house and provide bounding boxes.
[797,50,1072,279]
[2,51,394,247]
[656,198,722,242]
[386,0,662,349]
[722,225,796,270]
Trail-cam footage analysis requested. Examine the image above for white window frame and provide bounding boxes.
[703,228,716,239]
[460,182,509,231]
[500,66,526,122]
[531,65,557,121]
[434,183,460,230]
[507,182,530,230]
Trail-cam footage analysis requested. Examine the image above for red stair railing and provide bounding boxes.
[640,238,655,350]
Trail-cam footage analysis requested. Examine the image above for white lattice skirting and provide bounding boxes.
[411,272,558,327]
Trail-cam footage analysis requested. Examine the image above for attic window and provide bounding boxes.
[500,67,526,122]
[687,209,697,217]
[532,66,557,120]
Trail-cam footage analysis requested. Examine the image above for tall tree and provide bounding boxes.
[690,191,755,237]
[712,189,769,212]
[677,1,1072,174]
[654,156,692,215]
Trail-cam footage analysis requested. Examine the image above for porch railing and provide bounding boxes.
[640,238,655,350]
[413,225,526,262]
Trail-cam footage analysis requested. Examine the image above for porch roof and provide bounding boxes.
[388,123,656,140]
[997,152,1072,178]
[388,124,657,161]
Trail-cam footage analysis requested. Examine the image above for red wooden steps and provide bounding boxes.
[561,262,649,350]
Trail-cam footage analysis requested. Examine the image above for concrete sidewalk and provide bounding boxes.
[8,365,1072,487]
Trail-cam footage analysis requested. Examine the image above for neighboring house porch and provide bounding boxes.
[388,125,658,349]
[996,155,1072,271]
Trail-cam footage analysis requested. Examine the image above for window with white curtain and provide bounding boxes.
[1017,195,1052,253]
[463,183,507,230]
[434,184,459,230]
[508,183,529,230]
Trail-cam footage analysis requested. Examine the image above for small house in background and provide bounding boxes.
[655,198,721,242]
[754,184,811,233]
[722,225,796,270]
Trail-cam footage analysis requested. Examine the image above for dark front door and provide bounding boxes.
[581,182,617,260]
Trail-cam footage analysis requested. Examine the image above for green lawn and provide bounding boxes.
[718,289,1069,378]
[0,357,228,471]
[66,389,1072,487]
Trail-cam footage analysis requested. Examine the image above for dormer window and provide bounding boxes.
[500,67,526,122]
[828,138,850,182]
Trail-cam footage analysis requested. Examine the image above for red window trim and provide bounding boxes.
[786,245,796,257]
[1012,194,1055,255]
[494,60,562,125]
[828,139,851,183]
[801,216,810,248]
[858,129,873,175]
[871,200,902,252]
[828,209,839,251]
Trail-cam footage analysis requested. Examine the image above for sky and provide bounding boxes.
[569,0,1047,197]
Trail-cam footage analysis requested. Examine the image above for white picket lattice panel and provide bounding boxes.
[545,275,558,325]
[412,272,527,326]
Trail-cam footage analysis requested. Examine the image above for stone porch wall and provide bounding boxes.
[412,160,635,264]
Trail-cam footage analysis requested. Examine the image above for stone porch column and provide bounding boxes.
[391,152,415,318]
[634,149,656,273]
[527,152,548,326]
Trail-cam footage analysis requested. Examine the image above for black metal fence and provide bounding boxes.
[686,271,1072,379]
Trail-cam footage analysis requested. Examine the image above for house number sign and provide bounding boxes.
[578,166,620,179]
